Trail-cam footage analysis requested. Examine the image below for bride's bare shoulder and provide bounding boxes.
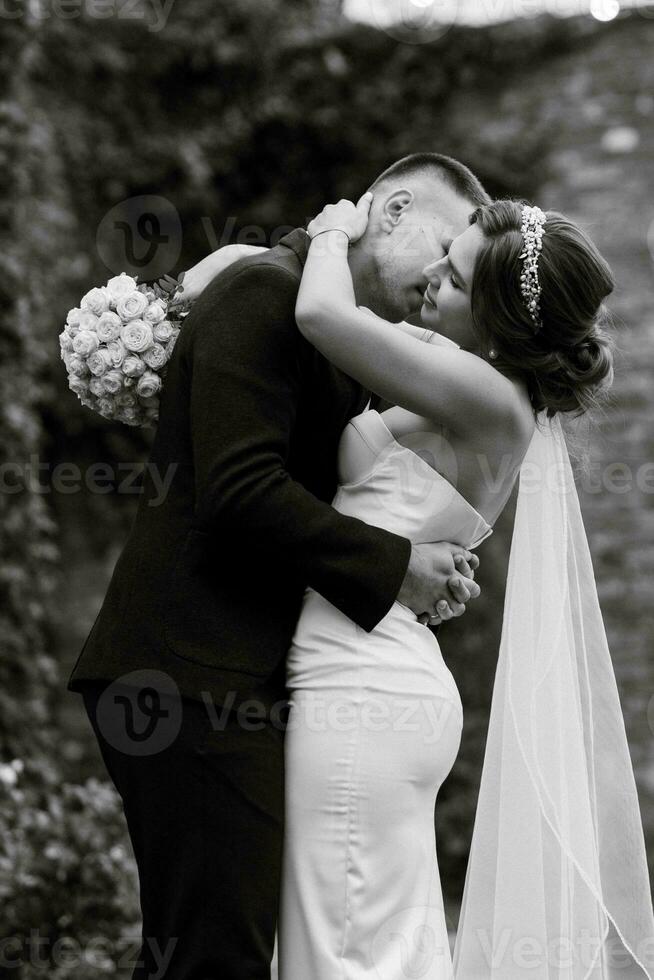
[505,376,537,445]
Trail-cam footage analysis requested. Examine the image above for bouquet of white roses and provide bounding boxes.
[59,272,187,427]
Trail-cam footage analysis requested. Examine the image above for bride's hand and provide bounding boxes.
[168,244,268,308]
[307,192,373,245]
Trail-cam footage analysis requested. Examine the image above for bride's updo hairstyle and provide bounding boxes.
[469,200,615,418]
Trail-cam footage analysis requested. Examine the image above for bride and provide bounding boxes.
[183,196,654,978]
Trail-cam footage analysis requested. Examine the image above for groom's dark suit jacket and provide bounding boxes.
[67,229,412,713]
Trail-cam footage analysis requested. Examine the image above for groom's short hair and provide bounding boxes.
[370,153,491,208]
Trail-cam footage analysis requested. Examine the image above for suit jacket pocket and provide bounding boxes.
[163,528,271,676]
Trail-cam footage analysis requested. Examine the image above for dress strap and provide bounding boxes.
[348,410,395,457]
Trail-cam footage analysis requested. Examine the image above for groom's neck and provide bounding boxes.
[347,242,376,312]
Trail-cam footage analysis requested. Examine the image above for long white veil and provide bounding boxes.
[453,411,654,980]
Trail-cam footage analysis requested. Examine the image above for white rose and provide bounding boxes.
[115,391,137,408]
[144,301,166,325]
[122,354,146,378]
[59,332,74,353]
[120,320,153,353]
[136,370,162,399]
[101,369,125,395]
[81,287,110,316]
[66,307,83,328]
[87,349,113,376]
[69,376,90,398]
[96,311,122,343]
[106,339,128,368]
[137,393,159,408]
[106,273,138,305]
[78,311,100,333]
[67,354,90,378]
[116,290,149,322]
[72,330,99,357]
[89,377,105,397]
[142,343,167,370]
[123,376,136,388]
[116,405,139,424]
[153,320,174,343]
[97,397,116,418]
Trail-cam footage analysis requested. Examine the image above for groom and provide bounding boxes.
[68,152,491,979]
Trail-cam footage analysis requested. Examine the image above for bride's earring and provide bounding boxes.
[488,348,498,360]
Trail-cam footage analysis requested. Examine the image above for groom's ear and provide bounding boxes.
[379,187,414,233]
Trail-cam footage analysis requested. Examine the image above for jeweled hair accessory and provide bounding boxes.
[519,204,547,332]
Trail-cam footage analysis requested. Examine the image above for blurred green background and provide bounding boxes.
[1,0,653,974]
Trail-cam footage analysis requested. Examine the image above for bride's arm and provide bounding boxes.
[177,242,442,348]
[296,210,520,439]
[369,326,458,412]
[392,321,441,343]
[172,244,268,305]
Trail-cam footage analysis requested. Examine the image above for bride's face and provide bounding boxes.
[419,223,484,351]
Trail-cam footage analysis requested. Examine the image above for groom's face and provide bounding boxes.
[361,180,474,322]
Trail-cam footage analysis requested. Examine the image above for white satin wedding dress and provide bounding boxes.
[276,401,494,980]
[271,400,654,980]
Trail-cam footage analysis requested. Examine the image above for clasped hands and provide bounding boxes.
[397,542,481,627]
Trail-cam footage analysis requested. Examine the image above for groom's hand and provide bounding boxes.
[396,542,480,627]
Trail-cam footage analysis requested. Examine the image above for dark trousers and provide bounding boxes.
[81,680,285,980]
